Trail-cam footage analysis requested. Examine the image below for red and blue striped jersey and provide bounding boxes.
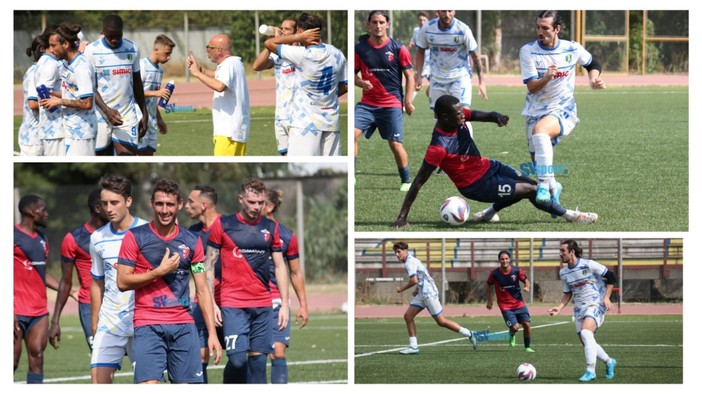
[189,215,222,305]
[269,222,300,300]
[14,225,50,316]
[118,223,204,328]
[61,223,96,304]
[487,265,527,311]
[208,213,282,308]
[355,37,413,108]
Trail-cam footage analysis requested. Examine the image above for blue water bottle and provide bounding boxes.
[158,80,175,108]
[36,84,58,113]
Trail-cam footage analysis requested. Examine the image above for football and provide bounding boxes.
[517,363,536,381]
[439,196,470,226]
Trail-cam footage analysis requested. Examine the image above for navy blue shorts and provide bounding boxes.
[459,160,531,203]
[354,103,404,142]
[15,313,48,337]
[272,305,291,347]
[78,302,93,349]
[501,306,531,328]
[133,324,203,383]
[221,307,273,356]
[189,301,208,348]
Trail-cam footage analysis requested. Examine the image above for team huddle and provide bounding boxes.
[18,12,347,156]
[14,176,308,384]
[353,10,605,225]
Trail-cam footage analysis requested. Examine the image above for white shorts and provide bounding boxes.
[65,138,96,156]
[274,119,291,155]
[111,123,140,149]
[137,127,158,153]
[428,75,473,109]
[410,294,443,317]
[288,127,340,156]
[524,110,580,153]
[91,330,134,370]
[42,139,66,156]
[95,121,112,153]
[573,304,607,333]
[19,144,44,156]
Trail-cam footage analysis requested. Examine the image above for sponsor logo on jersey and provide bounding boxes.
[454,36,460,44]
[112,68,131,76]
[282,67,295,75]
[385,51,395,62]
[440,47,457,53]
[565,54,572,63]
[261,229,271,242]
[178,244,191,260]
[554,70,569,79]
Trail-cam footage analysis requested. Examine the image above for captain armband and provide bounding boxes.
[584,58,602,74]
[603,270,616,285]
[191,262,206,274]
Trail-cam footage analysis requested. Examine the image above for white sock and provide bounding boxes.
[596,344,611,363]
[580,329,598,372]
[532,134,553,188]
[563,209,576,221]
[409,337,418,348]
[458,327,472,337]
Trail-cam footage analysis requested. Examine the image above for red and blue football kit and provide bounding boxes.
[208,213,282,308]
[61,223,96,304]
[118,223,204,328]
[269,222,299,300]
[188,215,222,305]
[355,37,413,108]
[487,265,527,311]
[14,225,50,317]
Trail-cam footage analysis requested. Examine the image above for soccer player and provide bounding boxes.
[205,178,289,383]
[185,185,224,383]
[548,240,617,382]
[41,24,98,156]
[252,18,298,156]
[14,195,60,383]
[409,11,431,102]
[414,11,487,113]
[187,34,250,156]
[264,12,348,156]
[486,250,534,352]
[49,189,108,351]
[394,241,478,354]
[117,179,222,384]
[84,14,148,155]
[18,35,44,156]
[34,26,65,156]
[89,174,148,383]
[393,95,599,227]
[263,189,309,383]
[139,34,176,155]
[354,10,415,191]
[520,10,606,206]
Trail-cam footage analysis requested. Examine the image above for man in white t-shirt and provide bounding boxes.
[264,12,348,156]
[187,34,250,156]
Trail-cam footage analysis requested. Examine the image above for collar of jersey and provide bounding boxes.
[537,39,561,51]
[434,126,458,136]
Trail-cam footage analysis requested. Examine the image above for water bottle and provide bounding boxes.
[158,80,175,108]
[36,84,58,113]
[259,24,275,36]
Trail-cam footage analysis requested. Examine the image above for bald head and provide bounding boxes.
[206,34,231,64]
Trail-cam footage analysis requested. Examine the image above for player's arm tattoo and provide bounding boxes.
[203,247,220,298]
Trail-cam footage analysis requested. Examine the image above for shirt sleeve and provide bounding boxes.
[575,41,593,67]
[191,238,205,264]
[271,222,283,252]
[117,231,138,268]
[520,44,538,84]
[398,45,413,69]
[423,144,446,168]
[278,44,305,66]
[207,218,222,250]
[415,25,428,49]
[89,234,104,279]
[286,233,300,261]
[76,62,95,99]
[337,53,348,85]
[132,43,141,73]
[464,25,478,53]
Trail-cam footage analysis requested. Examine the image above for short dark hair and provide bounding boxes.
[194,185,218,205]
[298,12,322,33]
[103,14,123,31]
[498,250,511,259]
[152,178,181,202]
[18,194,44,216]
[434,94,460,117]
[368,10,389,23]
[537,10,566,31]
[26,35,45,62]
[392,241,409,252]
[87,188,102,213]
[265,189,283,214]
[283,18,298,31]
[417,11,429,19]
[561,239,583,258]
[54,23,82,50]
[99,174,132,200]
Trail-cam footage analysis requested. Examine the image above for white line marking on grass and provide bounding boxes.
[355,321,570,358]
[167,113,347,124]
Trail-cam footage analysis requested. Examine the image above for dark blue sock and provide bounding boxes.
[223,352,247,383]
[530,196,566,216]
[525,336,531,348]
[246,354,267,384]
[27,371,43,384]
[271,357,288,384]
[202,363,208,383]
[399,166,411,183]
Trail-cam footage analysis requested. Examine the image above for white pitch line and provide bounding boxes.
[354,320,570,358]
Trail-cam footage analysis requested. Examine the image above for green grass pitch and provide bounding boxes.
[13,314,348,384]
[354,314,682,384]
[354,86,688,231]
[14,104,348,157]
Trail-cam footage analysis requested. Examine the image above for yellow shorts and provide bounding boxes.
[213,136,246,156]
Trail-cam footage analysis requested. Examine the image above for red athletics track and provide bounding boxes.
[12,74,685,117]
[355,303,683,318]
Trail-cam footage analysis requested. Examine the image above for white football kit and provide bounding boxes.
[410,26,430,78]
[278,43,347,156]
[404,254,442,316]
[34,53,64,152]
[60,53,97,152]
[139,57,163,151]
[19,64,42,155]
[270,52,296,154]
[559,258,609,332]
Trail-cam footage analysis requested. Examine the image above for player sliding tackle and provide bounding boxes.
[394,95,598,228]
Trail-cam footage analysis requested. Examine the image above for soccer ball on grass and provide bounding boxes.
[439,196,470,226]
[517,363,536,381]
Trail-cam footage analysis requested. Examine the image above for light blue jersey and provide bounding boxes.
[403,254,438,299]
[559,258,608,312]
[415,17,478,84]
[60,53,97,140]
[34,53,64,140]
[139,56,163,137]
[19,64,41,147]
[269,52,295,121]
